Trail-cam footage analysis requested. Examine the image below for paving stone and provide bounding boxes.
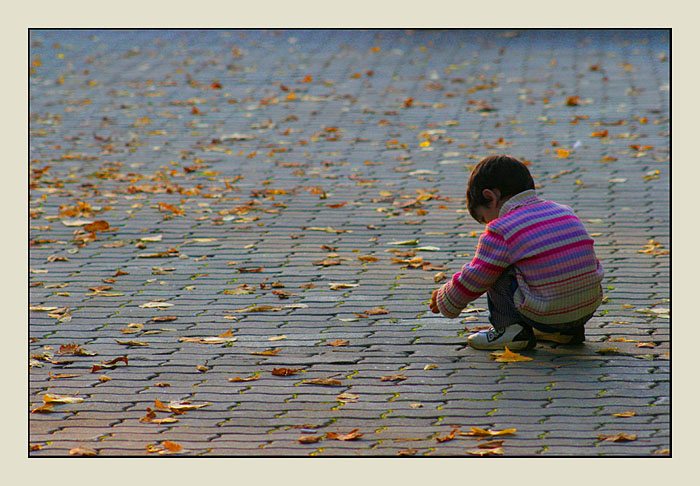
[29,28,670,456]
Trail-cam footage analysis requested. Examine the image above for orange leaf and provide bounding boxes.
[84,220,110,232]
[328,339,349,347]
[612,411,637,418]
[252,349,281,356]
[460,427,517,437]
[228,375,259,382]
[299,435,323,444]
[557,149,570,159]
[271,368,301,376]
[326,429,363,441]
[381,374,407,382]
[566,96,581,106]
[598,433,637,442]
[162,441,183,452]
[435,428,458,443]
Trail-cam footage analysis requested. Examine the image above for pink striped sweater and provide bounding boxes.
[436,190,604,324]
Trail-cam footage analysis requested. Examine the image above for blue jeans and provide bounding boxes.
[487,266,592,332]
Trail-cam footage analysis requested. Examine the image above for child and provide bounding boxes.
[429,154,604,351]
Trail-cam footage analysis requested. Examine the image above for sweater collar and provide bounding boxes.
[498,190,540,218]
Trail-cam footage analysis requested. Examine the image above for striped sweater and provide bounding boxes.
[436,190,604,324]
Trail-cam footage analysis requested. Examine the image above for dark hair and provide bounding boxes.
[466,155,535,222]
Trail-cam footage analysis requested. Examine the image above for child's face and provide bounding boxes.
[474,204,500,224]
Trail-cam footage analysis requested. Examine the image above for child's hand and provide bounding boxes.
[429,289,440,314]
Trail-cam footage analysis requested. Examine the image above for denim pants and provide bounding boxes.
[487,266,592,332]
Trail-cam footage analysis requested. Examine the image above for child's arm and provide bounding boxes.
[432,228,511,318]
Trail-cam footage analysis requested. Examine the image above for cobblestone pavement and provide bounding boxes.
[29,29,670,456]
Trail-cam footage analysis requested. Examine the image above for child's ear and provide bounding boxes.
[482,188,496,206]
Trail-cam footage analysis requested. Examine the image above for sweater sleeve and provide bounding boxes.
[436,227,511,318]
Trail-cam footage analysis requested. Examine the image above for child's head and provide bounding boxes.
[467,154,535,223]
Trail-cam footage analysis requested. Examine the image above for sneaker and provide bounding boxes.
[533,326,585,345]
[467,324,536,351]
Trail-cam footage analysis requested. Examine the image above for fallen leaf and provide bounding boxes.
[409,403,423,409]
[329,283,358,290]
[398,448,418,456]
[30,403,55,414]
[478,440,505,449]
[84,220,110,233]
[364,307,390,316]
[298,435,323,444]
[489,347,533,362]
[557,149,570,159]
[328,339,349,347]
[303,378,343,386]
[435,428,459,443]
[150,316,178,322]
[69,446,98,456]
[271,368,300,376]
[179,332,238,344]
[381,374,407,382]
[102,356,128,366]
[269,335,287,341]
[43,393,84,404]
[139,301,173,308]
[460,427,516,437]
[252,349,282,356]
[424,364,438,370]
[115,340,149,346]
[388,239,419,246]
[466,447,504,456]
[162,441,184,452]
[234,305,282,313]
[598,433,637,442]
[337,392,359,402]
[228,375,260,382]
[612,411,637,418]
[326,429,363,441]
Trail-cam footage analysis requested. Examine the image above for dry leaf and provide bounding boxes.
[612,411,637,418]
[398,448,418,456]
[303,378,343,386]
[269,335,287,341]
[328,339,349,347]
[337,392,359,402]
[326,429,363,441]
[598,433,637,442]
[116,340,149,346]
[43,393,84,404]
[69,446,98,456]
[381,374,407,382]
[489,347,533,362]
[435,428,458,443]
[228,375,259,382]
[234,305,282,313]
[271,368,300,376]
[84,220,110,233]
[329,283,358,290]
[298,435,323,444]
[467,447,504,456]
[478,440,505,449]
[460,427,516,437]
[252,349,281,356]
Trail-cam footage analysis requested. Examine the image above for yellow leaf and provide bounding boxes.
[612,411,637,418]
[489,347,533,362]
[557,149,570,159]
[43,393,84,404]
[467,447,504,456]
[460,427,517,437]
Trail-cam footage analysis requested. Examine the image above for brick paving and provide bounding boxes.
[29,29,670,456]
